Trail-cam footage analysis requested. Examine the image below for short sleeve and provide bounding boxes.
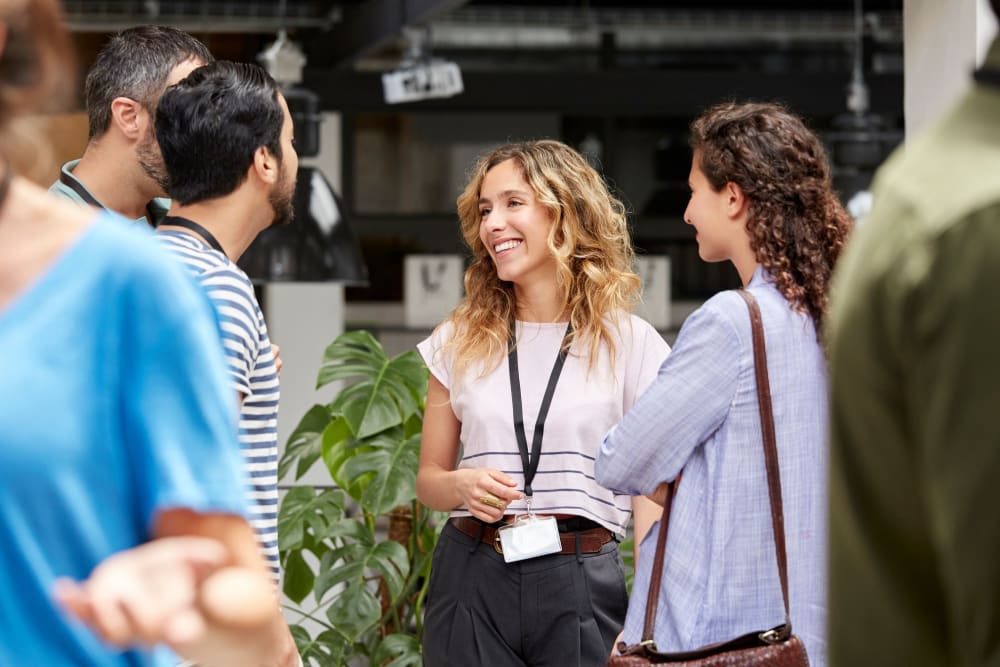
[200,267,259,397]
[622,315,671,412]
[417,321,455,390]
[597,300,741,495]
[119,242,247,529]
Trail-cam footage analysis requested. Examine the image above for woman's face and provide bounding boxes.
[684,151,735,263]
[477,158,557,286]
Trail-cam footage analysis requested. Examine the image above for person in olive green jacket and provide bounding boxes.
[827,2,1000,664]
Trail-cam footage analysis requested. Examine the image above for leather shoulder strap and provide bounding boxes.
[736,288,792,623]
[639,289,792,642]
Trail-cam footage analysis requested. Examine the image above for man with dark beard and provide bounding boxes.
[154,60,297,594]
[49,26,211,226]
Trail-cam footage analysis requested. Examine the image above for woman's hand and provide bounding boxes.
[454,468,523,522]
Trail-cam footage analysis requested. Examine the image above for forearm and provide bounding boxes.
[417,464,521,524]
[630,495,660,565]
[179,601,298,667]
[596,421,676,496]
[155,510,298,666]
[416,465,464,511]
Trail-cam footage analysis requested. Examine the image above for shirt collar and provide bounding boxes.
[748,264,770,287]
[60,159,164,227]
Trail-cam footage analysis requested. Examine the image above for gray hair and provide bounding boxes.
[84,25,213,140]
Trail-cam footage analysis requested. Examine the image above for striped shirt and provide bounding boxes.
[418,313,669,535]
[157,230,281,582]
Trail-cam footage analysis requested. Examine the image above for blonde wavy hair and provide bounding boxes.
[440,140,641,384]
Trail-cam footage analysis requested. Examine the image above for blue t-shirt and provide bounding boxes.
[0,214,248,666]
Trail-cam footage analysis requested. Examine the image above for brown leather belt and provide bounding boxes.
[450,516,614,555]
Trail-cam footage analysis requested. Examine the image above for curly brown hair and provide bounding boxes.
[690,101,852,332]
[439,140,641,384]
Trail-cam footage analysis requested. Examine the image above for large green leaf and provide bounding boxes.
[325,582,382,641]
[322,429,372,502]
[282,549,315,605]
[342,384,401,439]
[316,331,429,440]
[339,432,421,516]
[278,487,345,551]
[372,633,423,667]
[326,516,375,545]
[291,626,350,667]
[315,540,409,601]
[316,330,388,389]
[279,404,333,481]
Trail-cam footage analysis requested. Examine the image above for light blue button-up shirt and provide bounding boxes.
[597,267,828,667]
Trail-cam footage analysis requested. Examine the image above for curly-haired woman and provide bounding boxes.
[416,140,670,665]
[596,102,852,667]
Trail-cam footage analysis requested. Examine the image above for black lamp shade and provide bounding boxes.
[238,166,369,284]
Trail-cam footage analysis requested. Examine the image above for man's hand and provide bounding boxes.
[272,343,283,377]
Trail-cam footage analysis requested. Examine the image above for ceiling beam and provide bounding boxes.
[306,0,468,67]
[301,68,903,117]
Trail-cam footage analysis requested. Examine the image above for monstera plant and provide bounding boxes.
[277,330,444,666]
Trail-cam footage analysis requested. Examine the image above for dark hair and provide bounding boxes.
[156,60,284,205]
[690,101,852,333]
[85,25,213,140]
[0,0,73,124]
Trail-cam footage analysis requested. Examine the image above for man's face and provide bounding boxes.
[136,57,205,195]
[268,94,299,228]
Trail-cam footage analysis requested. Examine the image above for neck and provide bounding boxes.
[513,275,567,322]
[732,247,760,287]
[164,193,269,262]
[74,142,158,221]
[728,216,759,287]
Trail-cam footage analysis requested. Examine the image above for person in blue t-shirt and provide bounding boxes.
[0,2,297,665]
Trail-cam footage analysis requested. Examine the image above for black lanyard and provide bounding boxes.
[160,215,226,255]
[59,169,165,228]
[507,321,572,497]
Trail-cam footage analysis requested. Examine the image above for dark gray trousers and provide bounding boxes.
[422,521,627,666]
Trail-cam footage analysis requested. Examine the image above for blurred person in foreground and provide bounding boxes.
[49,24,211,226]
[827,1,1000,664]
[0,1,296,665]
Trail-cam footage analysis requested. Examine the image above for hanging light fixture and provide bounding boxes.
[239,3,368,284]
[829,0,896,224]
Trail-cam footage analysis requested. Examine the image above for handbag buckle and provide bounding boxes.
[759,628,783,644]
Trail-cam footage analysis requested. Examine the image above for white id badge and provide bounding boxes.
[497,514,562,563]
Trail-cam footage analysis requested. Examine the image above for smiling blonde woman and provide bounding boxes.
[415,140,669,666]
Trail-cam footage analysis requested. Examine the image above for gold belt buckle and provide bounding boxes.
[493,530,504,554]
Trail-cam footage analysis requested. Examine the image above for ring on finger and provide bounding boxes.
[479,494,505,510]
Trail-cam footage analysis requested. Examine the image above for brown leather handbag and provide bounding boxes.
[608,290,810,667]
